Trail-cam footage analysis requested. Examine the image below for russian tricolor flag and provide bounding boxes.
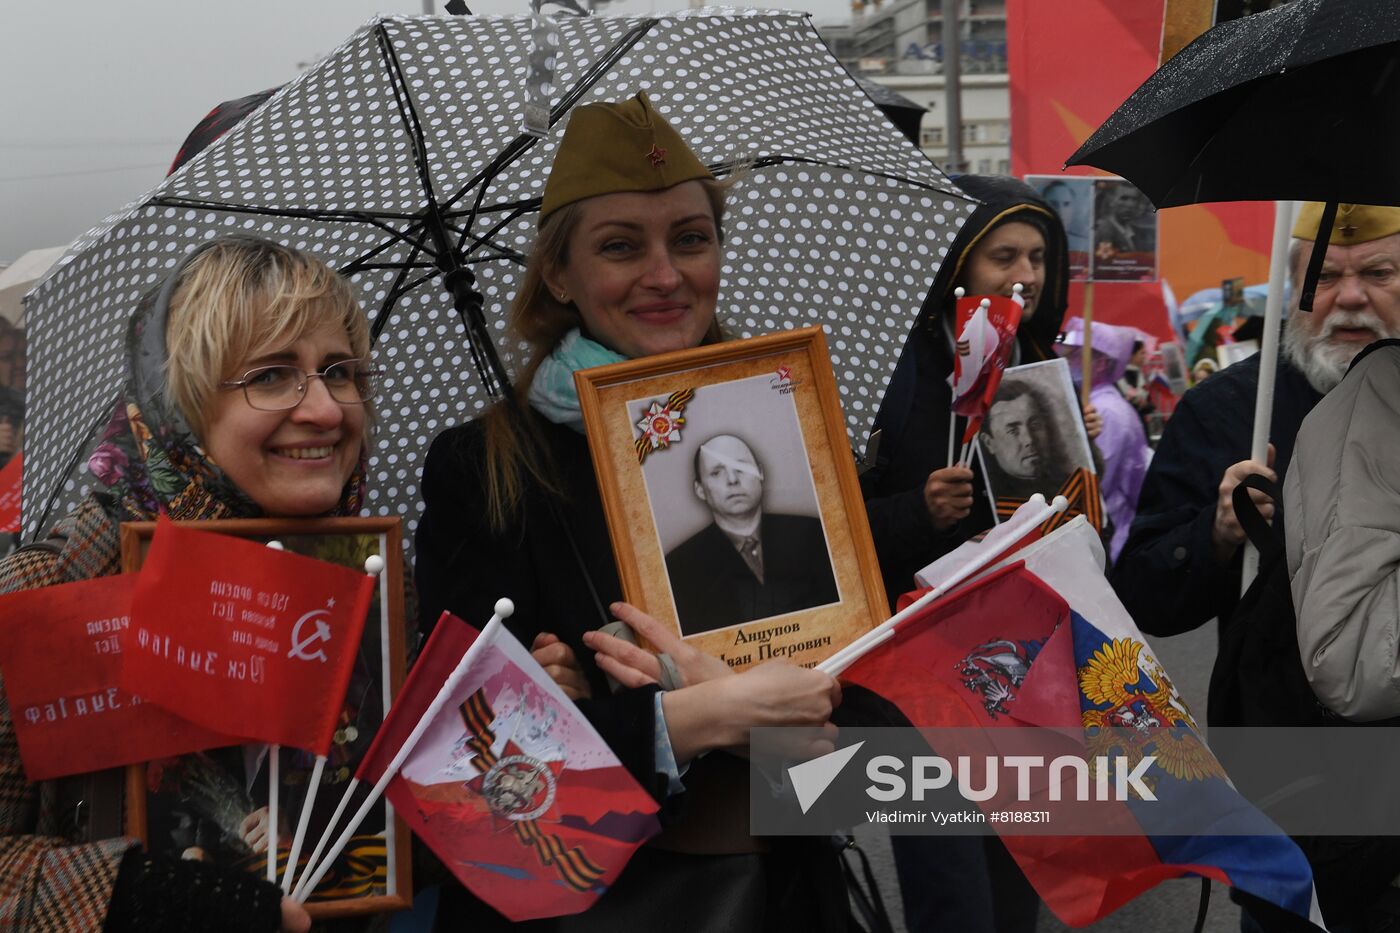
[840,511,1325,929]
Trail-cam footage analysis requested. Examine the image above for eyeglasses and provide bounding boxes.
[220,359,380,412]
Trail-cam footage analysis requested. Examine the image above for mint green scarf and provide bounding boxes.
[527,328,626,431]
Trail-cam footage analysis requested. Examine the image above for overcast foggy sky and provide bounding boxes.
[0,0,850,263]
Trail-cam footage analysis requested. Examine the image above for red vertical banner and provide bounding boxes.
[0,453,19,533]
[1007,0,1273,340]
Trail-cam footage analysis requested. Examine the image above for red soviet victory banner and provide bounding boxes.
[0,452,20,533]
[122,518,375,754]
[0,573,235,781]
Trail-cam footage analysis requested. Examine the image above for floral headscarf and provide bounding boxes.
[88,264,367,523]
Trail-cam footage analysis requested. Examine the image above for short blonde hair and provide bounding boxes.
[163,237,368,435]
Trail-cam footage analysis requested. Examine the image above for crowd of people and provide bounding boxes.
[1,86,1398,933]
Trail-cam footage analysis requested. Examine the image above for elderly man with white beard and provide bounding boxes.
[1111,202,1400,637]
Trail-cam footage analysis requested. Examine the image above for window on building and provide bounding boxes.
[922,126,945,146]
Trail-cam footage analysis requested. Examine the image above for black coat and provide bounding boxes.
[861,176,1070,606]
[415,415,665,797]
[665,513,839,635]
[1109,351,1322,637]
[415,412,852,932]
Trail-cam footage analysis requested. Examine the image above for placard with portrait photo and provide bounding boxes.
[976,358,1099,526]
[119,516,411,920]
[576,328,886,671]
[1026,175,1093,281]
[1091,178,1159,282]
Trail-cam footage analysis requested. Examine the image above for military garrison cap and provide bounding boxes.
[539,92,712,222]
[1293,202,1400,244]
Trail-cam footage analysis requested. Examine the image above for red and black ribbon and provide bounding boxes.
[459,689,606,893]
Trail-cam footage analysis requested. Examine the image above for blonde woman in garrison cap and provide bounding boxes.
[415,94,851,931]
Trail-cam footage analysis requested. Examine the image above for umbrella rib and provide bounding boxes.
[339,221,432,277]
[375,23,445,217]
[370,238,426,345]
[146,196,421,223]
[375,20,514,400]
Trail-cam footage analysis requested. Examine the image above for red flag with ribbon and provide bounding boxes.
[0,573,234,780]
[362,612,661,921]
[0,453,20,534]
[121,518,374,754]
[950,293,1024,445]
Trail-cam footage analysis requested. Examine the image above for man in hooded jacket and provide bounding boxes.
[858,175,1078,933]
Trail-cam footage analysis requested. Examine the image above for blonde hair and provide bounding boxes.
[163,238,369,436]
[481,178,731,532]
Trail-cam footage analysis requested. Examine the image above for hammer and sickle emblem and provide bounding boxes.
[287,607,333,663]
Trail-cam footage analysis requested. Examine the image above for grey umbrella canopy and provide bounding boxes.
[22,10,972,548]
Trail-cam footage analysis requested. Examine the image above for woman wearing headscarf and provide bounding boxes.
[414,92,849,932]
[0,236,381,931]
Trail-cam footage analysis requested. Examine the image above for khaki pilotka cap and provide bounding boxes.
[538,91,713,223]
[1293,202,1400,244]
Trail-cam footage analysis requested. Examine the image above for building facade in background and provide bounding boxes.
[819,0,1009,175]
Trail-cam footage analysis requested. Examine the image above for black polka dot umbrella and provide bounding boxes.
[22,10,973,550]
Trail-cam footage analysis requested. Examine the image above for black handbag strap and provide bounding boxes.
[835,834,895,933]
[1232,472,1283,564]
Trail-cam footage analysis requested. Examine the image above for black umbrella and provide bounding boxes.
[1067,0,1400,207]
[1066,0,1400,309]
[1067,0,1400,585]
[855,77,927,146]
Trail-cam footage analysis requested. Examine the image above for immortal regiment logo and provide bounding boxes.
[458,687,599,890]
[769,363,801,395]
[634,388,694,464]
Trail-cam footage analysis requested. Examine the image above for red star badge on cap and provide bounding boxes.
[646,144,667,168]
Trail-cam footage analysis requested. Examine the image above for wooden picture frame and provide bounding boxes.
[119,516,411,919]
[576,327,887,670]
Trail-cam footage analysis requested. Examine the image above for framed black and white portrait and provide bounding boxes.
[576,328,886,671]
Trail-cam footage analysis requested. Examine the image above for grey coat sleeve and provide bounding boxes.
[1289,347,1400,720]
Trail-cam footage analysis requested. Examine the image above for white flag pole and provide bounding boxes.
[291,776,361,900]
[280,755,324,891]
[294,598,515,903]
[281,554,387,893]
[818,495,1067,676]
[1241,199,1296,593]
[264,539,286,884]
[267,747,280,882]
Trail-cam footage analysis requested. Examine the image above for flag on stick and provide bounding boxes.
[951,291,1024,447]
[0,573,234,780]
[839,522,1323,928]
[313,608,661,920]
[121,518,375,754]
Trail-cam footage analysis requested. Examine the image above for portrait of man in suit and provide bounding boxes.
[664,433,840,635]
[978,378,1082,502]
